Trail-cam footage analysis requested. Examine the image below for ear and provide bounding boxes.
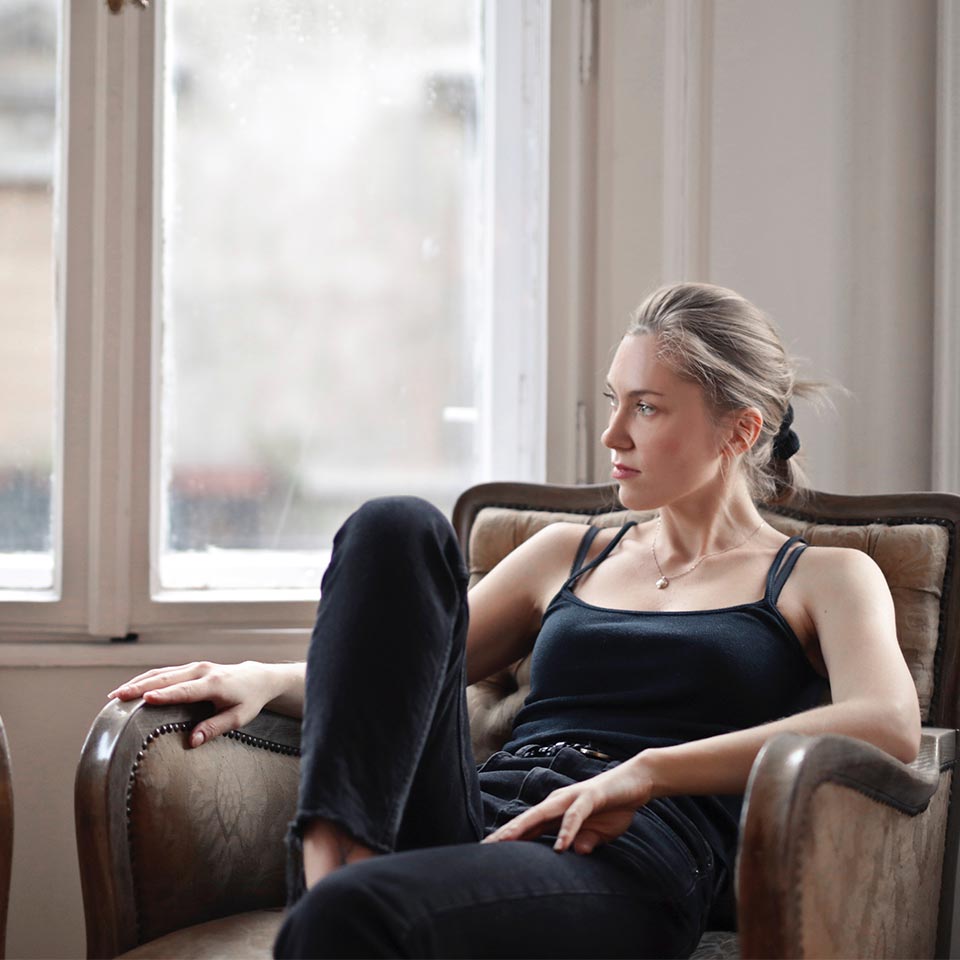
[721,407,764,458]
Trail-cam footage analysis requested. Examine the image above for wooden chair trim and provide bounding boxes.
[737,729,957,959]
[75,700,301,959]
[0,718,12,960]
[451,482,622,553]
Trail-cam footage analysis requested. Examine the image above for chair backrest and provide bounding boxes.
[0,717,12,960]
[75,700,300,958]
[452,482,960,759]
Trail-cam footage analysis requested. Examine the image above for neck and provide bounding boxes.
[654,484,765,564]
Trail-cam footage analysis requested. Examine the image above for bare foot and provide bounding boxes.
[303,817,379,888]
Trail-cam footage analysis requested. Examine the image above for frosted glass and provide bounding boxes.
[160,0,482,589]
[0,0,59,591]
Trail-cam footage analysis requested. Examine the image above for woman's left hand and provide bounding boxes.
[480,756,655,855]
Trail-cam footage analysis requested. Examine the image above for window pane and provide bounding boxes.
[0,0,58,591]
[160,0,482,590]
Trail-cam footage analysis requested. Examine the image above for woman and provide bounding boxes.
[110,282,920,959]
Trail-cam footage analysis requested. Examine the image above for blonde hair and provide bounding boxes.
[626,281,833,504]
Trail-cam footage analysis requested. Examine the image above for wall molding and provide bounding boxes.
[545,0,597,484]
[934,0,960,493]
[662,0,713,283]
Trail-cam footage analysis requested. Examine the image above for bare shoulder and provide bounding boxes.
[509,520,607,600]
[790,543,894,622]
[472,520,591,592]
[465,520,600,677]
[794,542,889,591]
[515,520,597,568]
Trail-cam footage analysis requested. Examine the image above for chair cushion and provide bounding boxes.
[691,930,741,959]
[119,908,741,960]
[119,909,283,959]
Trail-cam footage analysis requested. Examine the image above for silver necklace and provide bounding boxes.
[650,517,766,589]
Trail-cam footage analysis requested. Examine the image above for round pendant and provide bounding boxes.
[656,576,669,589]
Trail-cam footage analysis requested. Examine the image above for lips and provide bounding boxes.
[611,463,640,479]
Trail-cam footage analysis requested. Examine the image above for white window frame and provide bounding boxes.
[0,0,553,644]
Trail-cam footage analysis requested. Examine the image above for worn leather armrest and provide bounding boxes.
[76,700,301,959]
[737,727,956,959]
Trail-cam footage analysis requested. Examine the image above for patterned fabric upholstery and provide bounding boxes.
[127,729,299,945]
[691,930,741,959]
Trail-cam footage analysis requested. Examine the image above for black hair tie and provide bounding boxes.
[772,403,800,461]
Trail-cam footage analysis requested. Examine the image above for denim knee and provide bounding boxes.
[275,869,409,959]
[344,496,453,538]
[335,496,466,589]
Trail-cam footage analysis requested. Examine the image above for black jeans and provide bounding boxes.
[275,497,716,959]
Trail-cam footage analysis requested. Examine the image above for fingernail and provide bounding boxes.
[553,839,563,851]
[191,730,205,747]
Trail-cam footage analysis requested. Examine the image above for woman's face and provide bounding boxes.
[601,334,732,511]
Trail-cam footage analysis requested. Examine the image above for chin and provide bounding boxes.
[613,482,663,513]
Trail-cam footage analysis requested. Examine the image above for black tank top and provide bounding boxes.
[501,521,828,925]
[503,521,828,758]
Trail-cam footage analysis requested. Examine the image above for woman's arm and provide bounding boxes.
[464,522,583,685]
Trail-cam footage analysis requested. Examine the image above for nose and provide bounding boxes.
[601,409,632,452]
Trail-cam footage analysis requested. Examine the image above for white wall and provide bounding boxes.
[4,665,141,959]
[582,0,940,497]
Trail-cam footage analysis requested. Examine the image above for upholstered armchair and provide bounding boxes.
[0,717,12,960]
[75,483,960,959]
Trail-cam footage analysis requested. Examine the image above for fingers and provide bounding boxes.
[141,677,213,705]
[108,662,212,701]
[482,795,569,846]
[553,797,589,851]
[188,707,244,748]
[482,789,601,853]
[572,829,602,856]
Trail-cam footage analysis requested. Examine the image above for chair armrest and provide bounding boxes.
[737,727,956,959]
[76,700,300,959]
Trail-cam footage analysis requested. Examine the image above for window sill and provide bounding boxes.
[0,630,310,667]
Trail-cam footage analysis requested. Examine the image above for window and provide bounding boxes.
[0,0,550,639]
[0,0,59,594]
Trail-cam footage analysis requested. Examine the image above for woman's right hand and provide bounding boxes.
[107,660,300,747]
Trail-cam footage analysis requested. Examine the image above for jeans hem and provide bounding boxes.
[284,807,395,907]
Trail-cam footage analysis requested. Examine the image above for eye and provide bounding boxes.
[603,390,657,417]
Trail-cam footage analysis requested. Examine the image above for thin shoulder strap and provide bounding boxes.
[568,525,603,577]
[567,521,637,586]
[765,535,808,603]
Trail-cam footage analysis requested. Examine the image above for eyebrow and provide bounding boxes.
[604,381,665,398]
